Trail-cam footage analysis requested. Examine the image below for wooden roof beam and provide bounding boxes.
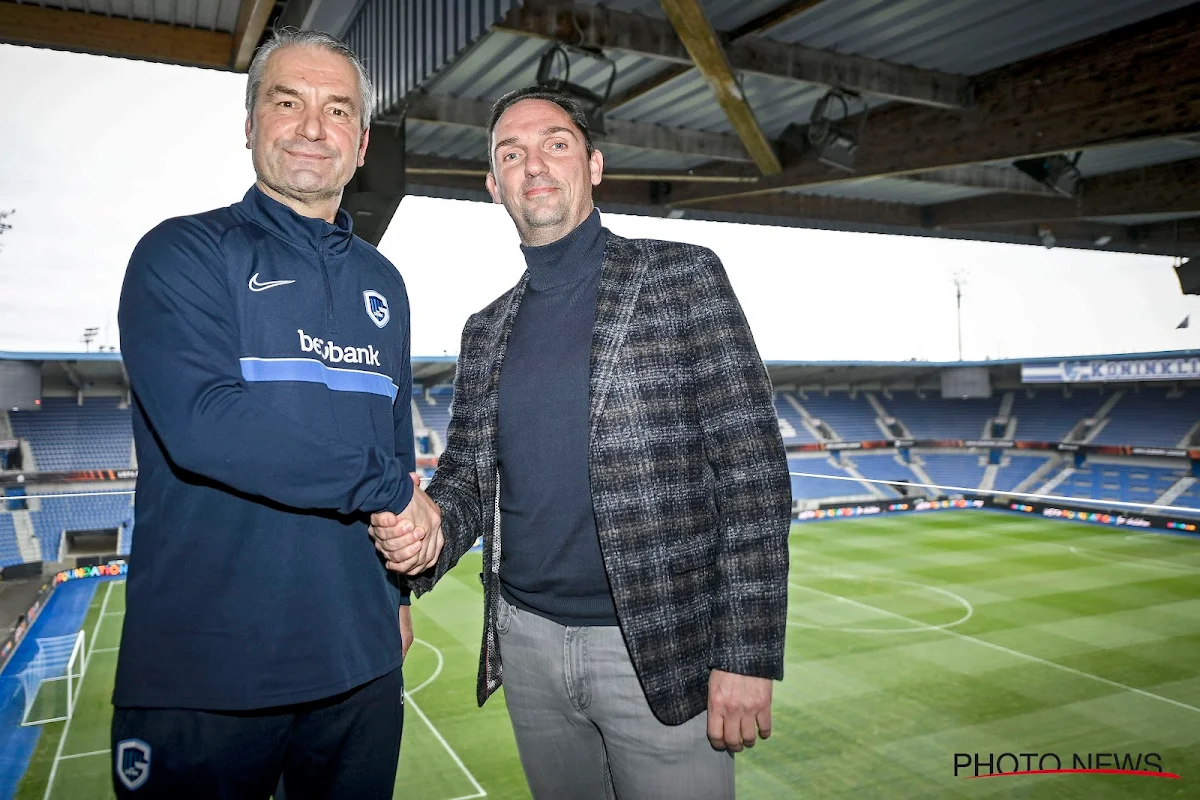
[658,0,780,175]
[231,0,276,71]
[606,0,827,112]
[0,3,232,69]
[497,1,972,110]
[669,3,1200,206]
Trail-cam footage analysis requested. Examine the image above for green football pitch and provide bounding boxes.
[14,511,1200,799]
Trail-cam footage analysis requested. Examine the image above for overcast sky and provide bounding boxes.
[2,44,1197,361]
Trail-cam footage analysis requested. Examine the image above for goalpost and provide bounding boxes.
[18,630,87,726]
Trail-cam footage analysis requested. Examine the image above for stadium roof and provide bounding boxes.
[2,0,1198,258]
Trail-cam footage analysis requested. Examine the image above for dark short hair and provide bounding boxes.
[487,87,596,164]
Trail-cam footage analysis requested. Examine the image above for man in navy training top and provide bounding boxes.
[371,87,791,799]
[113,29,442,799]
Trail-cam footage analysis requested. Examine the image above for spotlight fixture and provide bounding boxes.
[1093,234,1113,246]
[808,89,868,172]
[1013,152,1083,198]
[536,43,617,137]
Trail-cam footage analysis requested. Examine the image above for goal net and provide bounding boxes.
[18,631,86,726]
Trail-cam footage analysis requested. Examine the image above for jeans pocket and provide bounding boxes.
[496,598,513,634]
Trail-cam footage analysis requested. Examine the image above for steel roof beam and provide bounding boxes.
[498,0,972,110]
[926,159,1200,227]
[908,166,1059,197]
[402,93,755,163]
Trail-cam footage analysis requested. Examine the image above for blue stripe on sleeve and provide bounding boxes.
[239,358,398,401]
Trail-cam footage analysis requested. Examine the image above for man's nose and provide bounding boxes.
[524,149,548,177]
[297,103,324,141]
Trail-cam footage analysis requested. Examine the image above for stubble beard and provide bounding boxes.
[253,138,346,206]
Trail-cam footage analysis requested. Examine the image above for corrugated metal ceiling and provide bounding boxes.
[406,118,710,170]
[402,0,1197,214]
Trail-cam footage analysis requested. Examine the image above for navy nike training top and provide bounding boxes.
[114,185,415,710]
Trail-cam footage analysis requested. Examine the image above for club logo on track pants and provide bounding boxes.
[116,738,152,790]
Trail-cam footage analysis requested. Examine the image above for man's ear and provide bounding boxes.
[245,115,253,150]
[358,126,371,168]
[589,148,604,186]
[485,171,503,205]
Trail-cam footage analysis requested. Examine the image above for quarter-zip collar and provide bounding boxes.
[238,183,355,256]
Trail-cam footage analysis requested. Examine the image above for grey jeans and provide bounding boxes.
[496,597,735,800]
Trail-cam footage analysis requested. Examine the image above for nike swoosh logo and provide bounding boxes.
[248,273,296,292]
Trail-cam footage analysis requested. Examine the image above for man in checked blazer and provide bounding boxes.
[371,87,790,799]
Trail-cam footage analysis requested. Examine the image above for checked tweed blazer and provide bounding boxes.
[410,232,791,726]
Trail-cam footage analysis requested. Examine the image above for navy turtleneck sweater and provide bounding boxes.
[497,209,618,626]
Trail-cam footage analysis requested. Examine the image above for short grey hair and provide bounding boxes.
[245,28,375,130]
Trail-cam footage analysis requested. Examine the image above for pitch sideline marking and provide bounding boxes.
[45,581,117,800]
[788,573,973,634]
[790,581,1200,715]
[404,638,487,798]
[404,638,444,698]
[57,749,109,761]
[406,695,487,799]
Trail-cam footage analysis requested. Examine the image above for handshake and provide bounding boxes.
[369,473,445,575]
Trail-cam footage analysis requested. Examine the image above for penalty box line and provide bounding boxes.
[53,635,488,800]
[788,579,1200,716]
[45,581,118,800]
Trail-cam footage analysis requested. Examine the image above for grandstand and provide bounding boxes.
[415,385,454,453]
[1009,389,1106,442]
[8,397,132,472]
[877,392,999,440]
[794,392,882,442]
[0,513,21,568]
[1091,387,1200,447]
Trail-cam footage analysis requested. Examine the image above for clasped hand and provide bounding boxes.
[369,473,444,575]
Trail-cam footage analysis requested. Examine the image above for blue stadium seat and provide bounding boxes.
[919,453,987,492]
[786,458,861,501]
[0,513,22,567]
[9,397,133,471]
[1052,463,1188,508]
[28,491,134,561]
[848,454,920,498]
[799,393,881,442]
[1010,390,1106,442]
[419,388,454,448]
[1091,389,1199,448]
[992,456,1053,493]
[774,394,818,445]
[881,393,999,440]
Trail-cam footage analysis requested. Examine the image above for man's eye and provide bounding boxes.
[331,108,347,116]
[278,101,294,108]
[503,152,519,161]
[551,142,567,149]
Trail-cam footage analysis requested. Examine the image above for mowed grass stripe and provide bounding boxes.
[13,514,1200,799]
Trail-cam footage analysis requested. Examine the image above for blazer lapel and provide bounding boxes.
[477,272,530,474]
[590,235,648,434]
